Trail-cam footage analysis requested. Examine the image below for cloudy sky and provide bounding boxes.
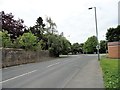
[0,0,119,44]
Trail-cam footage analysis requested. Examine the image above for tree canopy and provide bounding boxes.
[106,25,120,42]
[83,36,97,54]
[1,11,25,41]
[99,40,107,53]
[16,32,38,50]
[71,43,83,54]
[2,11,111,56]
[1,11,72,57]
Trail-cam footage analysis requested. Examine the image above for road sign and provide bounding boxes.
[96,45,100,49]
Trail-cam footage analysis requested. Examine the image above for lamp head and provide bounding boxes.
[88,7,93,10]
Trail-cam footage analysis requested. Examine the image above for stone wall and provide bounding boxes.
[1,48,50,68]
[108,42,120,59]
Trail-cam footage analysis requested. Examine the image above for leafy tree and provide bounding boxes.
[1,11,25,41]
[46,17,58,34]
[99,40,107,53]
[106,25,120,42]
[35,41,42,51]
[47,34,71,57]
[79,43,84,54]
[0,31,13,48]
[29,17,45,41]
[48,34,61,57]
[60,36,71,55]
[27,17,49,50]
[83,36,97,54]
[16,32,38,50]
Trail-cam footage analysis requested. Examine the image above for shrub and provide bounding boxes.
[16,32,38,50]
[0,31,13,48]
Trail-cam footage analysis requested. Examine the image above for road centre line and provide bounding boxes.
[47,62,60,68]
[0,70,37,83]
[2,62,60,83]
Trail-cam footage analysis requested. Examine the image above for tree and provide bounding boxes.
[99,40,107,53]
[48,34,61,57]
[71,43,82,54]
[46,17,57,34]
[60,36,71,55]
[83,36,97,54]
[27,17,49,50]
[79,43,84,53]
[1,11,25,41]
[16,32,38,50]
[0,31,13,48]
[29,17,45,41]
[47,33,71,57]
[106,25,120,42]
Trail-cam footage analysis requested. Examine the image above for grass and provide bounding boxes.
[100,55,120,89]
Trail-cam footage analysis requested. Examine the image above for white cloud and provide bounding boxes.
[0,0,119,43]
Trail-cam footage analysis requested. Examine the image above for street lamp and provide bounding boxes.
[88,7,100,61]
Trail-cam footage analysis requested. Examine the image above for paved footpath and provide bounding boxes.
[65,55,104,88]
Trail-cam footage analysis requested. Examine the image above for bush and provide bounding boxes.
[15,32,38,50]
[0,31,13,48]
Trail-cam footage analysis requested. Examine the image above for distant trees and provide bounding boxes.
[106,25,120,42]
[83,36,97,54]
[71,43,83,54]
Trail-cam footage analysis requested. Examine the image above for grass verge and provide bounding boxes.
[100,55,120,89]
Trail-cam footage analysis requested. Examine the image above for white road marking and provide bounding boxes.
[4,68,8,69]
[0,70,37,83]
[47,62,60,68]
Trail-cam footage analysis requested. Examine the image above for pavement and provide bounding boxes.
[1,54,104,88]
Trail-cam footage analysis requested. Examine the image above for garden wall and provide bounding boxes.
[108,42,120,59]
[1,48,50,68]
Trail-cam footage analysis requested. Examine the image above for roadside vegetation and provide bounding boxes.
[1,11,106,57]
[1,11,120,57]
[1,11,72,57]
[100,56,120,89]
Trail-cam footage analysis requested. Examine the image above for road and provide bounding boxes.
[2,54,104,88]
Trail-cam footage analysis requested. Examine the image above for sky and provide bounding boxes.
[0,0,119,44]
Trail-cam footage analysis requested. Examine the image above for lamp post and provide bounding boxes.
[88,7,100,61]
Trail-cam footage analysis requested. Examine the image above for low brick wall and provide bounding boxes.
[1,48,50,68]
[108,42,120,59]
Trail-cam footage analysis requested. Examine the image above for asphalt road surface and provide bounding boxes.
[2,54,104,88]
